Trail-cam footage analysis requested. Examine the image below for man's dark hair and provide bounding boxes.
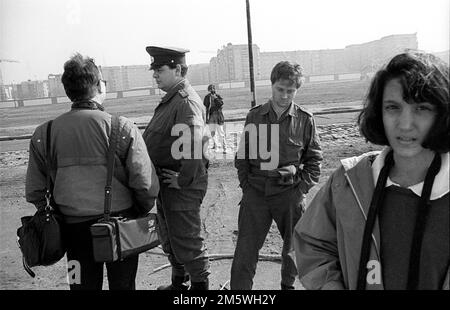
[358,50,449,153]
[61,53,101,101]
[270,61,304,89]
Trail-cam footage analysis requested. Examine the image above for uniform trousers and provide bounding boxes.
[230,185,304,289]
[157,184,210,282]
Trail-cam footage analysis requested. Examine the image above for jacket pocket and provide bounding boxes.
[287,136,304,160]
[287,137,303,147]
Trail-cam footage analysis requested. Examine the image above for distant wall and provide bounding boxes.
[0,73,362,108]
[219,82,246,89]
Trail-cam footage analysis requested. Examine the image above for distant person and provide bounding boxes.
[231,61,323,290]
[25,53,160,290]
[142,46,210,290]
[203,84,227,151]
[294,51,449,290]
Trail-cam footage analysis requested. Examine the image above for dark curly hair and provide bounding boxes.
[358,50,449,153]
[270,61,304,89]
[61,53,102,101]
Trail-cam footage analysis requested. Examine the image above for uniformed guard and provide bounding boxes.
[142,46,210,290]
[231,61,323,290]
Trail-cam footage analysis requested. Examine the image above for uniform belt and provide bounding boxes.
[155,166,180,176]
[249,166,280,178]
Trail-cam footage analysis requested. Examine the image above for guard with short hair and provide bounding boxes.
[231,61,323,290]
[142,46,210,290]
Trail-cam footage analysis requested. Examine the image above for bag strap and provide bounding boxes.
[45,121,53,208]
[407,152,441,290]
[21,120,54,278]
[356,150,394,289]
[103,116,120,221]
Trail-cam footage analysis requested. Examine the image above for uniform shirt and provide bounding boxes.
[235,100,323,196]
[25,100,160,223]
[142,79,208,190]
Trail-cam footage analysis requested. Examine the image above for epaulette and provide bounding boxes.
[297,105,313,117]
[178,89,189,98]
[249,104,262,111]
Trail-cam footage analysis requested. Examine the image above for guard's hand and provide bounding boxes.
[161,169,181,189]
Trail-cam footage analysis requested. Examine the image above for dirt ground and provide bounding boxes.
[0,121,381,290]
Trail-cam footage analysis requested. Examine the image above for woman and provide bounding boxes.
[293,51,449,290]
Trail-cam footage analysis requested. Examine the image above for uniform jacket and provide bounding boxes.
[142,79,209,191]
[235,100,322,196]
[294,148,450,290]
[26,100,160,223]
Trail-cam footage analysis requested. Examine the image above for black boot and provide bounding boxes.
[157,275,190,290]
[281,283,295,290]
[190,278,209,290]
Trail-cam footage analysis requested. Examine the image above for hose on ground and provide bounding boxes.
[151,252,281,273]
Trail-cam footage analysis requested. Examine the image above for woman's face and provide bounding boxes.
[382,78,437,160]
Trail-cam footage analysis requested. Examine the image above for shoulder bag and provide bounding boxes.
[17,120,66,277]
[90,116,160,263]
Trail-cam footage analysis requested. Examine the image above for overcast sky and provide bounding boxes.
[1,0,449,84]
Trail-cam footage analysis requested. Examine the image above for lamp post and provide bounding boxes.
[246,0,256,107]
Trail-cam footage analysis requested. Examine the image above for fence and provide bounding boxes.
[0,107,362,142]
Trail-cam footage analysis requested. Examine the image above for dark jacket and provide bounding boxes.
[143,79,209,191]
[204,93,224,125]
[235,100,323,197]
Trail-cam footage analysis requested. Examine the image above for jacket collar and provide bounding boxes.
[372,147,449,200]
[160,79,187,104]
[71,99,104,111]
[340,150,381,172]
[260,99,298,117]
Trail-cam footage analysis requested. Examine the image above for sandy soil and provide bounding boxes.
[0,122,381,290]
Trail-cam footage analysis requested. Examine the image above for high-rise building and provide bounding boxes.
[11,80,48,99]
[48,74,66,97]
[210,43,260,83]
[123,65,154,89]
[101,65,154,91]
[212,33,418,83]
[2,33,421,103]
[101,66,124,92]
[346,33,418,74]
[187,63,210,85]
[0,69,4,100]
[209,56,219,84]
